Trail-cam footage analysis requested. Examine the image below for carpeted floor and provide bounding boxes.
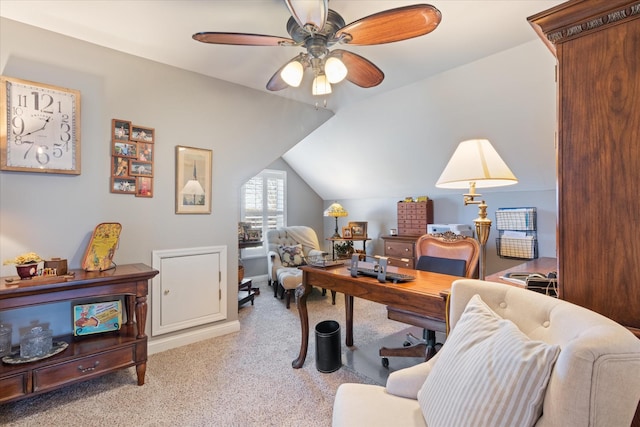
[0,280,418,426]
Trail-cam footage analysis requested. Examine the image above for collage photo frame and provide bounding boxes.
[110,119,155,197]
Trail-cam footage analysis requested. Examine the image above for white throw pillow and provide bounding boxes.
[417,294,560,427]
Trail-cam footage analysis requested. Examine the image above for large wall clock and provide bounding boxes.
[1,76,81,174]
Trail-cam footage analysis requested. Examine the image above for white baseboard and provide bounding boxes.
[148,320,240,355]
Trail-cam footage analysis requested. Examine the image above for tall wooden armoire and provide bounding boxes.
[529,1,640,424]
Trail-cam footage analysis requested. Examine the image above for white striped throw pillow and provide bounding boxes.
[417,294,560,427]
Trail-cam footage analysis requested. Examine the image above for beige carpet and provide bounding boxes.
[0,281,414,426]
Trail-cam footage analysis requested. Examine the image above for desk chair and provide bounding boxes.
[380,232,479,367]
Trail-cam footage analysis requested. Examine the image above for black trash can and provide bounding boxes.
[315,320,342,373]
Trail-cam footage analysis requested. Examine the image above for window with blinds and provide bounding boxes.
[240,169,286,256]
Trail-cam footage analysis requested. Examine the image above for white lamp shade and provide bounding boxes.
[324,57,347,83]
[281,60,304,87]
[436,139,518,189]
[181,179,205,196]
[312,74,332,95]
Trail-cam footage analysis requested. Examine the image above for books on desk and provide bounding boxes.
[500,272,558,297]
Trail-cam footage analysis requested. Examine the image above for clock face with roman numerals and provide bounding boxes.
[1,76,81,174]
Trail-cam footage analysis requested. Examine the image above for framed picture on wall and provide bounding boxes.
[112,119,131,141]
[113,141,137,158]
[348,222,368,238]
[112,156,129,177]
[175,145,212,214]
[129,160,153,177]
[111,177,136,194]
[136,177,153,198]
[131,126,154,143]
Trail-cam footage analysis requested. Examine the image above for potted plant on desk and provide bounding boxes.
[334,241,354,259]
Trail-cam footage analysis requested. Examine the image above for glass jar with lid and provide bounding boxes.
[20,326,52,358]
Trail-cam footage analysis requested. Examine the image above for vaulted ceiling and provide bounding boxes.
[0,1,563,112]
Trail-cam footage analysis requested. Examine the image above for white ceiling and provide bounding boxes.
[0,0,563,112]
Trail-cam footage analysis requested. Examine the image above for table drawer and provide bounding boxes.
[386,257,414,269]
[33,346,136,391]
[0,372,28,401]
[384,241,415,258]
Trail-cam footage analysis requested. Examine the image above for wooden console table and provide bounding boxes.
[0,263,158,403]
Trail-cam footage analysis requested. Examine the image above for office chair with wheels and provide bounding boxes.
[380,232,479,367]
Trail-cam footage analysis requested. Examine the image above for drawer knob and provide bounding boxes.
[78,361,100,373]
[164,289,170,295]
[404,248,409,252]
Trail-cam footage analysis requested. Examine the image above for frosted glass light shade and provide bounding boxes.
[286,0,328,30]
[436,139,518,189]
[281,60,304,87]
[311,74,331,95]
[324,57,347,83]
[312,74,332,95]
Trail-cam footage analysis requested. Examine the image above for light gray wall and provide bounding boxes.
[322,190,556,276]
[311,40,558,275]
[0,18,332,338]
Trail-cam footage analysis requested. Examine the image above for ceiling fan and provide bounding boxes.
[193,1,442,95]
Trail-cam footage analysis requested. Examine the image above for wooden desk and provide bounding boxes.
[292,265,461,368]
[0,263,158,403]
[485,257,557,286]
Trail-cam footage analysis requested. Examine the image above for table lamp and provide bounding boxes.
[324,202,348,238]
[436,139,517,279]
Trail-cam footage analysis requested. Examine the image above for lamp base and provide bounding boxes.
[473,200,491,280]
[332,217,341,239]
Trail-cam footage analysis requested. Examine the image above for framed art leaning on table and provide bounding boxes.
[348,222,367,238]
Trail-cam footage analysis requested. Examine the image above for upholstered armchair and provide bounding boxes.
[266,226,327,308]
[333,279,640,427]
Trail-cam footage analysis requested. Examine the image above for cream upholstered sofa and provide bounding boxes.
[266,226,326,308]
[333,279,640,427]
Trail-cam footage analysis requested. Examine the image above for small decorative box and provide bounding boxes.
[73,300,122,336]
[44,258,68,275]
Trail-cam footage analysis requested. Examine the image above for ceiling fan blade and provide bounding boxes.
[336,4,442,46]
[333,50,384,88]
[193,32,294,46]
[285,0,328,32]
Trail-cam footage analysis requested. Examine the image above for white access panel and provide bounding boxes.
[151,246,227,336]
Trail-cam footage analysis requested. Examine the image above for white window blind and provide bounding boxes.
[240,169,286,256]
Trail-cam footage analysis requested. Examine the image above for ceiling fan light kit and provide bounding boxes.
[193,2,441,97]
[312,74,332,96]
[324,56,348,84]
[281,60,304,87]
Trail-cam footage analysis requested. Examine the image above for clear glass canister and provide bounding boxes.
[20,326,52,358]
[0,325,11,357]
